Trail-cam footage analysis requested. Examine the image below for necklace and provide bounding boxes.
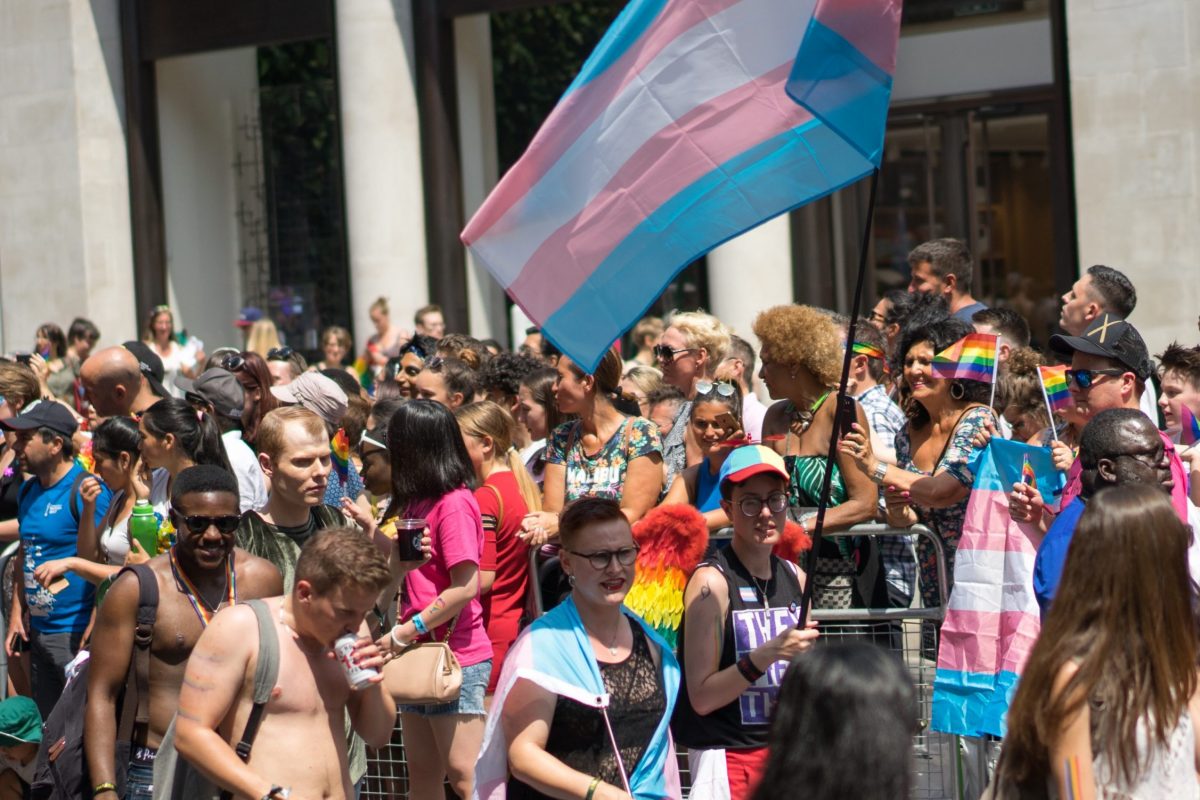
[750,573,772,609]
[169,547,236,628]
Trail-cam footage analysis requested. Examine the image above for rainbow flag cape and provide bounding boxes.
[932,439,1066,737]
[461,0,902,371]
[624,505,708,648]
[1182,404,1200,447]
[851,341,889,374]
[1038,364,1072,415]
[930,332,997,384]
[474,597,681,799]
[331,428,350,482]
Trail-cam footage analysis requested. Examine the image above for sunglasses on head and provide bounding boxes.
[170,509,241,535]
[221,354,246,372]
[1065,368,1125,390]
[267,346,294,362]
[653,344,696,364]
[695,379,736,398]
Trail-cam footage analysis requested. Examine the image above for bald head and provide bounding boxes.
[81,346,144,417]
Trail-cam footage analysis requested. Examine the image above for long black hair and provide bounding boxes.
[752,643,917,800]
[141,398,233,474]
[92,416,141,461]
[897,316,991,428]
[384,399,474,518]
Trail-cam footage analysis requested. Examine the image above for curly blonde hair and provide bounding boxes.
[668,311,731,377]
[752,305,842,387]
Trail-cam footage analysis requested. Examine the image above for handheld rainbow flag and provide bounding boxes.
[1181,403,1200,447]
[74,438,95,475]
[331,428,350,482]
[1038,364,1072,414]
[462,0,902,371]
[851,341,889,374]
[930,333,997,384]
[1021,453,1036,486]
[352,356,373,393]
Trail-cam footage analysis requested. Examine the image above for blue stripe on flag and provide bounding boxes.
[970,438,1065,502]
[541,119,874,371]
[932,668,1021,738]
[564,0,672,95]
[786,19,893,165]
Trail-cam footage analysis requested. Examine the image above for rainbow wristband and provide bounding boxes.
[411,613,429,636]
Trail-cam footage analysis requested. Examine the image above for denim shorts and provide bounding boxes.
[399,659,491,717]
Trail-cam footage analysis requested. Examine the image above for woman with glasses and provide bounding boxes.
[660,379,743,532]
[520,348,663,543]
[839,316,995,617]
[673,446,819,800]
[476,496,682,800]
[752,305,877,609]
[141,305,204,394]
[223,351,278,448]
[393,335,437,399]
[654,312,732,488]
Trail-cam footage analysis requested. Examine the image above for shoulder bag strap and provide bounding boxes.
[116,564,159,744]
[218,599,279,800]
[934,405,987,468]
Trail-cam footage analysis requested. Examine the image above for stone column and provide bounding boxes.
[706,215,794,346]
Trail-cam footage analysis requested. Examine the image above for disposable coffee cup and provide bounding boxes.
[395,519,426,561]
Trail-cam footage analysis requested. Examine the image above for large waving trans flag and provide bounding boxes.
[462,0,903,371]
[932,438,1066,738]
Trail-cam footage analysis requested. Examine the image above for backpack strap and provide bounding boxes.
[234,600,280,758]
[115,564,159,745]
[68,469,87,525]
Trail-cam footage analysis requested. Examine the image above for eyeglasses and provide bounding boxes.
[1065,368,1125,390]
[425,356,445,371]
[267,346,294,362]
[171,510,241,535]
[567,545,640,570]
[653,344,696,365]
[695,379,736,398]
[737,492,788,517]
[221,354,246,372]
[1115,448,1165,468]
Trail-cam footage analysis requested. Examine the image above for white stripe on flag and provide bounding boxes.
[946,548,1039,617]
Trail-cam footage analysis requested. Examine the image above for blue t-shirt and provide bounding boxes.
[1032,496,1087,620]
[695,459,723,513]
[952,301,989,323]
[323,459,364,507]
[19,464,111,634]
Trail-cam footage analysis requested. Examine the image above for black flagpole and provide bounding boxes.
[797,166,881,629]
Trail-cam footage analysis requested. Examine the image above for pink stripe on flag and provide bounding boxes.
[813,0,902,75]
[959,490,1042,553]
[509,63,807,320]
[462,0,747,242]
[937,610,1039,674]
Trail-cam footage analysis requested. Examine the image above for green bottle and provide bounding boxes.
[129,500,159,558]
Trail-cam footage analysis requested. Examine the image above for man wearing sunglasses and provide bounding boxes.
[86,466,281,800]
[673,445,818,800]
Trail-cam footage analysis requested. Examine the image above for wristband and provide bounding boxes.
[94,784,118,797]
[736,654,765,683]
[411,612,429,636]
[585,776,601,800]
[390,625,407,650]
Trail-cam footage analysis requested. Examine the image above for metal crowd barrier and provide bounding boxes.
[361,523,957,800]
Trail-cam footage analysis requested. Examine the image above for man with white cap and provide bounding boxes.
[672,445,819,800]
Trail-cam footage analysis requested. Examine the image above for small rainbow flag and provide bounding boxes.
[851,341,890,374]
[352,356,372,392]
[1038,364,1072,414]
[74,438,95,475]
[1181,404,1200,447]
[331,428,350,482]
[931,333,997,383]
[1021,453,1036,486]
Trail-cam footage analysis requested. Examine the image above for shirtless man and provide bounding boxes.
[80,346,161,420]
[86,465,282,799]
[174,527,394,800]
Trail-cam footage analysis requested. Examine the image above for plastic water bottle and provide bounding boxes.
[129,500,159,557]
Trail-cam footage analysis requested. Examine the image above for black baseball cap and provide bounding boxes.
[122,341,169,399]
[1049,313,1153,381]
[178,368,245,420]
[0,399,79,438]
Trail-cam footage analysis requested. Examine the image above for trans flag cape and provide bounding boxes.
[462,0,902,371]
[932,438,1066,738]
[473,596,682,800]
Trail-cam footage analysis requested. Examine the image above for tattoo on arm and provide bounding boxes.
[699,583,711,600]
[176,708,203,723]
[182,676,213,693]
[1063,756,1081,800]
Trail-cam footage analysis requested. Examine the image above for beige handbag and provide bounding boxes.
[381,612,464,705]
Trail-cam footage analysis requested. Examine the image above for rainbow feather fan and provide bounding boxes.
[331,428,350,482]
[625,505,709,648]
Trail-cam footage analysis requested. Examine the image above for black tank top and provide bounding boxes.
[672,546,803,749]
[508,624,664,798]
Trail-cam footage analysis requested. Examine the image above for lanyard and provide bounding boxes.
[168,547,237,628]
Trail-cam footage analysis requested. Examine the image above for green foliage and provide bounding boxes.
[491,1,622,173]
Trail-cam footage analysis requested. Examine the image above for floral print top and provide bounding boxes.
[546,417,662,502]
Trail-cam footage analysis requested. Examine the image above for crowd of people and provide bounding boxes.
[0,238,1194,800]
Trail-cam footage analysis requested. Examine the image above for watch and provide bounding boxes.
[869,460,889,485]
[263,788,291,800]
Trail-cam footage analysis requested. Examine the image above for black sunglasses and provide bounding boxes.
[267,346,294,362]
[1065,368,1125,390]
[653,344,695,365]
[171,511,241,535]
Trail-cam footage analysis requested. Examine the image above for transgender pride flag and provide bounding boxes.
[463,0,902,371]
[932,439,1066,738]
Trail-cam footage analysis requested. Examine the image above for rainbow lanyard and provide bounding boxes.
[168,547,237,628]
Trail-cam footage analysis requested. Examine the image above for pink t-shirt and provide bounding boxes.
[401,487,493,667]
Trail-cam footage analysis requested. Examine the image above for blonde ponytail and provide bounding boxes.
[455,401,543,514]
